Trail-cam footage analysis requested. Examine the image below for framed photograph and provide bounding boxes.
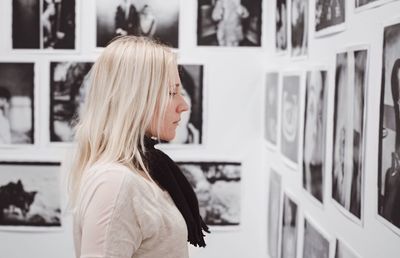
[265,72,280,147]
[197,0,262,47]
[267,169,282,258]
[176,161,241,228]
[276,0,289,53]
[280,192,299,258]
[290,0,308,57]
[12,0,76,50]
[302,70,328,204]
[0,162,62,231]
[332,47,368,223]
[334,239,361,258]
[378,19,400,234]
[280,74,302,167]
[315,0,346,37]
[302,215,333,258]
[96,0,179,48]
[49,61,94,143]
[355,0,398,12]
[0,62,35,145]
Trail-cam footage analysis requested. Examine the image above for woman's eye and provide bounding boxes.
[169,92,177,97]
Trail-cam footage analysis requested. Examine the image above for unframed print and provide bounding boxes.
[177,161,241,226]
[0,63,34,145]
[335,239,360,258]
[332,49,367,221]
[280,194,298,258]
[291,0,308,57]
[0,162,61,229]
[303,70,328,203]
[378,21,400,231]
[303,218,330,258]
[96,0,179,48]
[267,169,282,258]
[280,75,301,164]
[265,72,279,145]
[50,61,93,142]
[197,0,262,47]
[276,0,288,52]
[315,0,345,36]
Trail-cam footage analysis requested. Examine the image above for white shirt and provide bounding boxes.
[73,163,189,258]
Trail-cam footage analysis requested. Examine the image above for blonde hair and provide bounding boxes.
[67,36,176,207]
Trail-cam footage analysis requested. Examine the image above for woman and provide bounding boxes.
[68,36,209,258]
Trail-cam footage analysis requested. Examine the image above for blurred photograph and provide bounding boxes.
[355,0,396,11]
[335,239,360,258]
[280,194,298,258]
[265,72,279,145]
[0,63,34,145]
[276,0,288,52]
[197,0,262,47]
[267,169,282,258]
[177,161,241,226]
[303,218,330,258]
[291,0,308,57]
[315,0,345,36]
[96,0,179,48]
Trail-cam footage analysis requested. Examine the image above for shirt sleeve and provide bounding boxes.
[79,170,143,258]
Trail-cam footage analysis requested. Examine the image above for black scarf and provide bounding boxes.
[142,137,210,247]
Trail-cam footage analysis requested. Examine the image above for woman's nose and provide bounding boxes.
[178,96,189,113]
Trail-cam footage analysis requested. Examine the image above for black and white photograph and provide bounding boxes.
[267,169,282,258]
[0,63,34,145]
[280,75,301,165]
[378,21,400,233]
[13,0,76,50]
[315,0,345,37]
[355,0,397,12]
[50,61,93,142]
[303,217,331,258]
[291,0,308,57]
[335,239,360,258]
[332,48,368,221]
[197,0,262,47]
[177,161,241,227]
[303,70,328,203]
[265,72,279,146]
[167,65,204,145]
[280,193,298,258]
[0,162,61,230]
[96,0,179,48]
[276,0,288,52]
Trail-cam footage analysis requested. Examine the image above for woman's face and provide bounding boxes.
[147,67,189,141]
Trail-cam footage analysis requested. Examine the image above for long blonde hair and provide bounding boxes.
[67,36,176,207]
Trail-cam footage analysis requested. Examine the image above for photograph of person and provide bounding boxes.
[265,72,279,145]
[335,239,360,258]
[197,0,262,47]
[50,61,93,142]
[167,65,203,145]
[303,70,328,203]
[0,63,34,145]
[291,0,308,57]
[276,0,288,52]
[12,0,76,50]
[280,193,298,258]
[303,217,331,258]
[378,21,400,231]
[267,169,282,258]
[0,162,61,229]
[280,75,301,164]
[315,0,345,36]
[96,0,179,48]
[177,161,241,226]
[332,49,367,221]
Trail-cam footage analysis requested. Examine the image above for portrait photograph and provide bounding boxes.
[280,193,298,258]
[13,0,76,50]
[378,20,400,233]
[0,63,35,145]
[355,0,397,12]
[332,48,368,222]
[197,0,262,47]
[0,162,61,230]
[291,0,308,57]
[335,239,360,258]
[265,72,279,146]
[50,61,93,143]
[267,169,282,258]
[280,74,301,165]
[167,65,204,145]
[315,0,345,37]
[303,70,328,203]
[276,0,288,53]
[303,217,331,258]
[177,161,241,227]
[96,0,179,48]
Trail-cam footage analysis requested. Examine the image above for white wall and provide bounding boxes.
[0,0,399,258]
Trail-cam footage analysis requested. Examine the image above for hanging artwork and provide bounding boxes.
[303,216,332,258]
[355,0,397,12]
[291,0,308,57]
[276,0,288,53]
[267,169,282,258]
[315,0,346,37]
[280,193,299,258]
[265,72,280,146]
[335,239,361,258]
